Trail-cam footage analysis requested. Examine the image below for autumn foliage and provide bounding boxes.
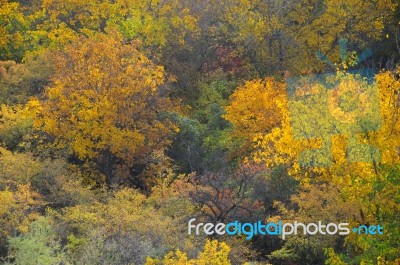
[0,0,399,264]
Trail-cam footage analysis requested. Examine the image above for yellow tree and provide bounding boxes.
[230,70,400,263]
[248,69,400,177]
[29,33,179,185]
[223,78,288,156]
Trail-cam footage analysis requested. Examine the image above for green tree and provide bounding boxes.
[6,217,66,265]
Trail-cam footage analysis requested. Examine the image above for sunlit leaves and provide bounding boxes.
[224,78,288,156]
[30,33,178,168]
[145,239,231,265]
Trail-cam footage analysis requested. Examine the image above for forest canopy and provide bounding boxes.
[0,0,399,264]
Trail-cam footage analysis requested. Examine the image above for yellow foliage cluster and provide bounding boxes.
[224,78,287,142]
[29,33,178,165]
[225,70,400,224]
[0,184,43,239]
[0,0,198,59]
[145,239,231,265]
[228,70,400,173]
[373,70,400,164]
